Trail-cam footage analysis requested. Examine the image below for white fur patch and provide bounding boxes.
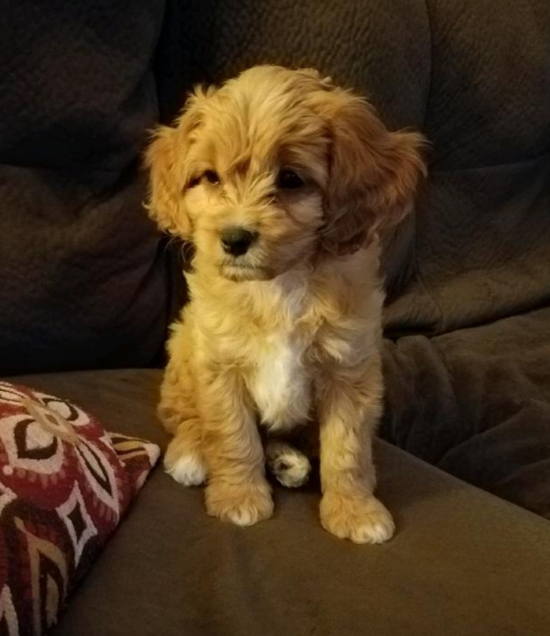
[271,453,310,488]
[249,335,311,430]
[244,273,313,430]
[266,440,311,488]
[226,508,256,527]
[165,453,206,486]
[352,515,395,544]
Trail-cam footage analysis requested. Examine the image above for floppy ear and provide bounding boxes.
[144,88,213,238]
[144,124,187,236]
[319,89,426,255]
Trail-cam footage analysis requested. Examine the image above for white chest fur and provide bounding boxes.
[246,330,312,431]
[242,273,314,431]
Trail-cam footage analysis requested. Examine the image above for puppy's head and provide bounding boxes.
[145,65,425,281]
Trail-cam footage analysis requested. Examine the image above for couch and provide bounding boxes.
[2,1,550,634]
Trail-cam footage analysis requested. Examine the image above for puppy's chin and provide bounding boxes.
[219,249,316,282]
[220,264,275,282]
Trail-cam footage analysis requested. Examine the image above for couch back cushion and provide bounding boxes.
[392,0,550,334]
[2,0,548,376]
[155,0,550,336]
[0,1,168,375]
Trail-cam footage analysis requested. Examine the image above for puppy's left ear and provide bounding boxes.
[319,89,426,255]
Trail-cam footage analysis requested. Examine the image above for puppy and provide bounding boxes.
[145,65,425,543]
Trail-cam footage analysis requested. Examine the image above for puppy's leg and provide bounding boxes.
[265,439,311,488]
[160,360,206,486]
[316,358,394,544]
[201,369,273,527]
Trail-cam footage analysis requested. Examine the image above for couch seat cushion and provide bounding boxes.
[6,370,550,636]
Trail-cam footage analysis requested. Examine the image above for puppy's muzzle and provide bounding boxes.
[221,227,258,257]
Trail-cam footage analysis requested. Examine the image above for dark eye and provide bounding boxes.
[203,170,220,185]
[277,169,304,190]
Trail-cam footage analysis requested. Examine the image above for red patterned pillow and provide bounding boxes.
[0,382,160,635]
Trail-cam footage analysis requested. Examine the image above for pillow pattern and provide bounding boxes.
[0,382,160,636]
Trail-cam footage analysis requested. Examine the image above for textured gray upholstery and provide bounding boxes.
[0,1,169,374]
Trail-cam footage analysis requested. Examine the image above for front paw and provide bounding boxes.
[164,439,206,486]
[320,491,395,544]
[205,479,274,527]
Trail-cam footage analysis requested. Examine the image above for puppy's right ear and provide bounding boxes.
[144,125,188,237]
[145,88,212,238]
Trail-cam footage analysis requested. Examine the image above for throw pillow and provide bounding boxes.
[0,381,160,635]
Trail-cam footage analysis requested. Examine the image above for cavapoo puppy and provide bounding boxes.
[145,65,425,543]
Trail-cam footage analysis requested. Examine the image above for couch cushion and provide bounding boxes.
[8,370,550,636]
[382,307,550,520]
[385,0,550,332]
[0,1,170,375]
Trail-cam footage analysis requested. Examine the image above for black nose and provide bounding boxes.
[221,228,257,257]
